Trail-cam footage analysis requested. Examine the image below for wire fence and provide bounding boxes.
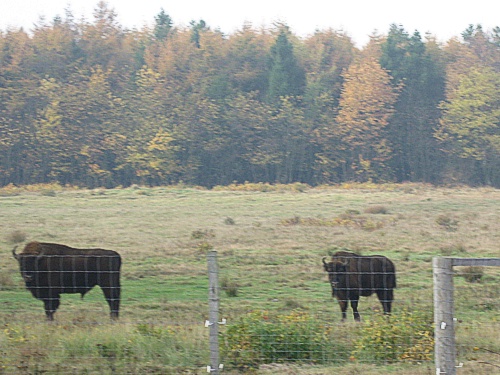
[216,251,433,373]
[1,249,499,374]
[433,257,500,375]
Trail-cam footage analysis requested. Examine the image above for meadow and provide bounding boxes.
[0,183,499,374]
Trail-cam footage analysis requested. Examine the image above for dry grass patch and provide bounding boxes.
[0,184,498,374]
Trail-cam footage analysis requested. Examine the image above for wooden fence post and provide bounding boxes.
[207,251,220,374]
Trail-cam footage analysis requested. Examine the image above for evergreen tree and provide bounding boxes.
[267,26,306,102]
[380,25,446,183]
[154,9,173,41]
[190,20,207,48]
[3,6,500,188]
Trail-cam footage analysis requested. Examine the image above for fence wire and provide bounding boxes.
[217,254,499,373]
[3,246,210,374]
[1,251,499,374]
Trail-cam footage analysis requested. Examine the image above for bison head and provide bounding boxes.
[322,257,348,290]
[12,245,42,284]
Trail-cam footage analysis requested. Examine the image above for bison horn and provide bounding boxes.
[12,246,19,260]
[322,257,328,265]
[36,249,45,260]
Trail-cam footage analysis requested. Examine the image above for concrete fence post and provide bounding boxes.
[207,251,220,374]
[433,257,500,374]
[433,257,456,375]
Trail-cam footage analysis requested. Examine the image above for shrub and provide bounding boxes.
[0,183,20,196]
[6,230,27,244]
[223,311,345,370]
[40,189,57,197]
[213,182,310,192]
[435,214,459,232]
[191,229,215,240]
[196,241,213,253]
[224,217,236,225]
[220,277,239,297]
[439,243,467,256]
[0,272,16,290]
[280,216,302,226]
[344,209,361,216]
[364,205,389,214]
[352,309,434,364]
[460,266,484,283]
[359,219,385,231]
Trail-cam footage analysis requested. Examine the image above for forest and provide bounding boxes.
[0,1,499,188]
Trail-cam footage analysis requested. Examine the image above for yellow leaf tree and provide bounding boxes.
[336,53,399,182]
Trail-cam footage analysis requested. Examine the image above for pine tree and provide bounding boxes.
[154,9,173,41]
[267,27,306,102]
[380,25,446,183]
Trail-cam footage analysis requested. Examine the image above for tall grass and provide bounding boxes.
[0,321,208,374]
[0,184,498,374]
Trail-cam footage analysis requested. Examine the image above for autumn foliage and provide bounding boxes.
[0,2,498,188]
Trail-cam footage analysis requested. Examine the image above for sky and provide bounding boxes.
[1,0,499,47]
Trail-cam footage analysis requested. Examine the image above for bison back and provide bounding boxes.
[346,255,396,290]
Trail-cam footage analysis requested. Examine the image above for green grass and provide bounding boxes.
[1,183,499,374]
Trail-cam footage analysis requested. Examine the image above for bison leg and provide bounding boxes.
[43,295,60,321]
[336,298,348,321]
[350,299,361,321]
[376,289,393,315]
[102,285,120,320]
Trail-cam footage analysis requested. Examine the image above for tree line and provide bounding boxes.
[1,1,499,188]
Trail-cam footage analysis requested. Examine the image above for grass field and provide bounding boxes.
[0,183,499,374]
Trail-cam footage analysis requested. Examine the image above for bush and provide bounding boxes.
[6,230,27,244]
[364,205,389,214]
[40,189,57,197]
[224,217,236,225]
[352,309,434,364]
[191,229,215,240]
[220,277,239,297]
[213,182,310,192]
[223,311,346,370]
[436,214,459,232]
[0,272,16,290]
[439,242,467,256]
[460,266,484,283]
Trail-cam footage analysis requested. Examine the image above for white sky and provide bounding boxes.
[1,0,499,47]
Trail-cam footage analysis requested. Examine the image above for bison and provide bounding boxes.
[12,241,121,321]
[322,251,396,321]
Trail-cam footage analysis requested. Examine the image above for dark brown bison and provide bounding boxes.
[12,241,121,321]
[322,251,396,321]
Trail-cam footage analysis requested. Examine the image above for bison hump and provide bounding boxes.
[22,241,42,255]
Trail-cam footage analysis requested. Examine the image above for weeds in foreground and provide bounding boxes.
[0,322,208,374]
[223,311,346,370]
[222,309,435,370]
[352,309,434,364]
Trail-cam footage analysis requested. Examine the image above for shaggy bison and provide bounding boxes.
[322,251,396,321]
[12,241,121,320]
